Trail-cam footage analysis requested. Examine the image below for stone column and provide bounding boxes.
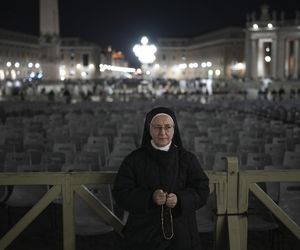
[251,39,258,79]
[244,31,252,79]
[257,39,264,78]
[277,37,285,80]
[293,39,299,79]
[39,0,60,81]
[271,39,277,79]
[285,39,290,78]
[40,0,60,35]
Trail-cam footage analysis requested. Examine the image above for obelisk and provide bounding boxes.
[39,0,60,81]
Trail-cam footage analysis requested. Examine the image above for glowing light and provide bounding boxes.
[201,62,207,68]
[179,63,187,69]
[154,64,160,69]
[81,72,87,78]
[265,56,271,62]
[208,69,213,76]
[59,65,66,80]
[15,80,21,87]
[267,23,273,29]
[76,64,81,69]
[266,47,270,52]
[11,70,16,80]
[14,62,20,68]
[215,69,221,76]
[28,62,33,68]
[231,62,245,71]
[88,64,95,69]
[99,64,136,73]
[206,61,212,67]
[7,81,13,87]
[133,36,157,64]
[35,63,40,69]
[136,68,142,74]
[141,36,149,45]
[0,70,4,80]
[30,72,35,78]
[188,62,198,68]
[6,62,12,67]
[253,24,259,30]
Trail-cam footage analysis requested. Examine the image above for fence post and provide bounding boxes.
[226,156,247,250]
[62,173,75,250]
[214,176,228,250]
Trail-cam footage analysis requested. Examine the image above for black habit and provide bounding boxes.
[113,107,210,250]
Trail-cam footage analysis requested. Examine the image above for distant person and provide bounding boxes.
[113,107,209,250]
[278,87,285,101]
[47,90,55,102]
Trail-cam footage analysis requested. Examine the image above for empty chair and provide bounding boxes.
[243,152,271,170]
[107,156,124,170]
[83,143,109,168]
[53,143,76,164]
[3,137,23,152]
[110,143,135,159]
[283,151,300,169]
[97,127,117,152]
[212,152,234,171]
[207,127,222,144]
[237,144,260,167]
[194,136,210,154]
[294,144,300,153]
[74,152,101,171]
[4,152,31,172]
[264,143,285,165]
[3,164,48,208]
[113,136,136,149]
[41,152,66,171]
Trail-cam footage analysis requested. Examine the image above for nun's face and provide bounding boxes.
[150,115,174,147]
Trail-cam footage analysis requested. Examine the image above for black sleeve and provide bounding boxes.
[175,153,210,214]
[112,155,154,214]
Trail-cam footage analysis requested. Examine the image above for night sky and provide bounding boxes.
[1,0,299,66]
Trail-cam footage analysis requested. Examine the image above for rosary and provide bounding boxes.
[161,205,174,240]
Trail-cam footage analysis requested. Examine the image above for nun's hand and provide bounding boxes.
[166,193,177,208]
[153,189,167,205]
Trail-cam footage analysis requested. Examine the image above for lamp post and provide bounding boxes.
[133,36,157,79]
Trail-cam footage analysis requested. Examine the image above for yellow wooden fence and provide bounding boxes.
[0,157,299,250]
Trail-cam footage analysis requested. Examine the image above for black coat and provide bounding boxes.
[113,143,210,250]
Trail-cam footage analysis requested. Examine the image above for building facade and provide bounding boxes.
[0,29,41,81]
[154,28,245,80]
[245,4,300,80]
[152,5,300,81]
[0,29,106,82]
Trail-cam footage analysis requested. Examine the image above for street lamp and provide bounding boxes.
[133,36,157,78]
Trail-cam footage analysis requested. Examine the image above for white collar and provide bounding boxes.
[151,140,171,151]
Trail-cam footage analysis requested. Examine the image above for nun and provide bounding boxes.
[113,107,209,250]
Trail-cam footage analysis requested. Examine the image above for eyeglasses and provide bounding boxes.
[151,124,174,133]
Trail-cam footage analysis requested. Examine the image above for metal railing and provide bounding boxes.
[0,157,299,250]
